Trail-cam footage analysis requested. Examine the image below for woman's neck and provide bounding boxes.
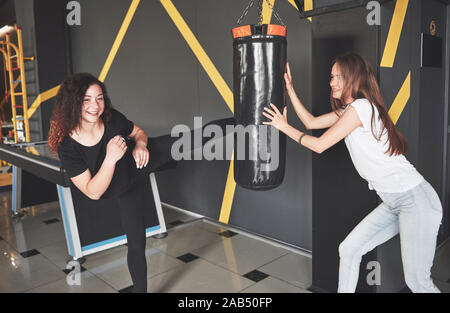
[71,119,104,143]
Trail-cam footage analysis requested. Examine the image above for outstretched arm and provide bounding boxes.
[263,103,362,154]
[285,62,339,130]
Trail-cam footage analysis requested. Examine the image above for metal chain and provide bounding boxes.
[257,0,263,25]
[236,0,286,27]
[236,0,255,25]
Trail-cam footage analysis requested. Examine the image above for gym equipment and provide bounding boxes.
[232,22,287,190]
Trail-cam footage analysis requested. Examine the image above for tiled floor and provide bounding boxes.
[0,191,312,293]
[0,190,449,293]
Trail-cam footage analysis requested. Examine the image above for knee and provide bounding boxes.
[338,240,362,262]
[338,240,352,259]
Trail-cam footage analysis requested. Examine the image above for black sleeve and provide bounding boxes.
[110,109,134,137]
[58,139,88,178]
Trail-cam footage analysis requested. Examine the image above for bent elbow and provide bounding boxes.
[315,146,326,154]
[87,193,101,201]
[83,188,102,200]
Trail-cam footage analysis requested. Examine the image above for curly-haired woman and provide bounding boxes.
[49,73,153,293]
[263,53,443,293]
[48,73,234,293]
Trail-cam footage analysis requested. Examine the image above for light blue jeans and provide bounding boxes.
[338,179,443,293]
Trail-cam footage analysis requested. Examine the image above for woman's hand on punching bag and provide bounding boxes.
[262,103,289,132]
[105,135,128,164]
[284,62,295,95]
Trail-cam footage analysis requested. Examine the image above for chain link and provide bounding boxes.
[257,0,263,25]
[236,0,255,25]
[236,0,286,27]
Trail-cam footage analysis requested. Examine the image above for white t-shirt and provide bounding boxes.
[341,98,423,193]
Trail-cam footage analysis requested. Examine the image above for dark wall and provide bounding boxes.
[0,0,15,25]
[69,0,313,250]
[33,0,69,138]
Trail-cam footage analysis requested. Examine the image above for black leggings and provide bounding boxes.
[111,117,235,292]
[117,183,148,293]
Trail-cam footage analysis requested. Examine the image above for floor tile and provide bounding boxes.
[83,247,183,291]
[191,234,290,275]
[258,252,312,289]
[20,249,40,258]
[0,221,66,252]
[146,259,254,293]
[177,253,199,263]
[0,254,66,292]
[38,240,72,269]
[192,220,229,234]
[243,269,269,282]
[43,218,60,225]
[146,225,226,258]
[241,276,311,293]
[25,270,117,293]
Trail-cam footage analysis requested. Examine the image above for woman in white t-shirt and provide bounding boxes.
[263,52,443,293]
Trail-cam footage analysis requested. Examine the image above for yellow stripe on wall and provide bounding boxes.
[29,0,140,118]
[305,0,313,22]
[380,0,409,68]
[219,154,237,224]
[288,0,298,10]
[159,0,236,224]
[98,0,141,82]
[160,0,233,112]
[262,0,275,24]
[28,85,60,118]
[288,0,313,21]
[388,71,410,125]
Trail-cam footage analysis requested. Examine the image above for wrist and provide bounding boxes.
[104,155,117,166]
[135,139,147,147]
[280,122,292,134]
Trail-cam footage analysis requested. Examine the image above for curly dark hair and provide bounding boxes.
[48,73,113,154]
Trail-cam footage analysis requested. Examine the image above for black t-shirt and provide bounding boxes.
[58,108,138,198]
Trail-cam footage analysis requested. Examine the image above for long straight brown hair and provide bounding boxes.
[330,52,407,156]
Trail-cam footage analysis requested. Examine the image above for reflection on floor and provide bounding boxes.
[0,190,448,293]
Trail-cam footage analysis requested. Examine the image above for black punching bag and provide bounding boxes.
[232,24,287,190]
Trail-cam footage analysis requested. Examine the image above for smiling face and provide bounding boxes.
[81,84,105,124]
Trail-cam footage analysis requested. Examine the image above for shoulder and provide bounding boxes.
[348,98,375,116]
[349,98,373,110]
[107,108,134,136]
[57,136,79,158]
[108,108,131,125]
[58,136,74,153]
[347,98,375,129]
